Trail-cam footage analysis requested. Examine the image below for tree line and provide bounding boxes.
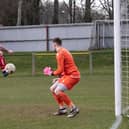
[0,0,113,26]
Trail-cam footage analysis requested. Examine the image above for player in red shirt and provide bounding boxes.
[0,51,6,69]
[0,45,13,77]
[44,38,80,118]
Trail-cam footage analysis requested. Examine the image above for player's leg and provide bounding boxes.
[50,81,64,108]
[55,77,80,118]
[50,81,67,115]
[52,93,64,108]
[55,86,75,108]
[55,86,79,118]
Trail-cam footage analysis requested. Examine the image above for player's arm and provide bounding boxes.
[53,53,64,76]
[0,45,13,54]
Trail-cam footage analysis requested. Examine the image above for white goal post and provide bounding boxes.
[110,0,122,128]
[111,0,129,128]
[114,0,121,118]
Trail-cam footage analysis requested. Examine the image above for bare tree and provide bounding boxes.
[73,0,76,23]
[99,0,113,19]
[40,0,54,24]
[22,0,40,25]
[84,0,95,22]
[0,0,18,26]
[69,0,73,23]
[33,0,41,24]
[17,0,23,26]
[68,0,76,23]
[52,0,59,24]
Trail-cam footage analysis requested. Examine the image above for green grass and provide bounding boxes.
[0,50,127,129]
[0,74,114,129]
[119,117,129,129]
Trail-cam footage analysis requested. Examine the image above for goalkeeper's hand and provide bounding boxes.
[2,70,9,77]
[43,66,54,76]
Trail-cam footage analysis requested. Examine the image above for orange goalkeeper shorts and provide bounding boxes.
[58,75,80,90]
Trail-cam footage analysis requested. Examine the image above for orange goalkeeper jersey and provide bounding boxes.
[53,48,80,78]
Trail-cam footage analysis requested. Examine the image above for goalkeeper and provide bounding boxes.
[44,38,80,118]
[0,45,13,77]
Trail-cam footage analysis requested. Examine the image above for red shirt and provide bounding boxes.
[0,56,6,70]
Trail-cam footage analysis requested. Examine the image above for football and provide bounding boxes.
[5,63,16,73]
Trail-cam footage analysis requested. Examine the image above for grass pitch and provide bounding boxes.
[0,50,127,129]
[0,75,114,129]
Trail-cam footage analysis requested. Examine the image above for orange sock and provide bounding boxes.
[52,93,64,108]
[57,91,74,108]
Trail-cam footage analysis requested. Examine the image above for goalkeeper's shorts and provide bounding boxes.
[58,75,80,90]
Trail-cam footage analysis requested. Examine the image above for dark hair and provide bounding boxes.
[53,38,62,46]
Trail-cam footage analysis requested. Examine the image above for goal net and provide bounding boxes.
[110,0,129,128]
[121,0,129,116]
[89,20,114,50]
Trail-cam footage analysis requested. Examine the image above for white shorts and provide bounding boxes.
[50,81,67,94]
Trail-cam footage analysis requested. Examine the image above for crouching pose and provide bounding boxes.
[44,38,80,118]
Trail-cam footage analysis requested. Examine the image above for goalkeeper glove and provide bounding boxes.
[43,66,54,76]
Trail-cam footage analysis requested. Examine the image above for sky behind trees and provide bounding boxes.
[0,0,113,26]
[41,0,99,6]
[41,0,101,9]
